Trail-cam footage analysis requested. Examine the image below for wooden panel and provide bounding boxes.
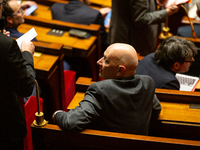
[67,92,200,125]
[89,0,112,7]
[18,24,96,52]
[67,91,200,140]
[31,123,200,150]
[33,53,58,79]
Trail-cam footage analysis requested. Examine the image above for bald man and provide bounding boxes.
[53,43,161,135]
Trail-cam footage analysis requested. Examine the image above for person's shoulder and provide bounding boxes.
[138,53,155,63]
[88,79,113,89]
[144,53,155,59]
[91,79,112,86]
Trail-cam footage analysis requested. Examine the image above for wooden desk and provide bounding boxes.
[181,16,200,25]
[67,92,85,110]
[18,23,99,80]
[195,80,200,90]
[32,42,65,122]
[18,24,97,56]
[89,0,112,7]
[34,3,52,20]
[34,53,58,79]
[33,53,62,122]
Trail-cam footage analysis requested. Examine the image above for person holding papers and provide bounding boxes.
[0,0,35,149]
[2,0,37,40]
[136,36,198,90]
[108,0,180,56]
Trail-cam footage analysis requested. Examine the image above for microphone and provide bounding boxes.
[180,4,197,38]
[160,4,197,40]
[33,80,47,127]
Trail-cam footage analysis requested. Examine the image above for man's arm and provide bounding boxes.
[129,0,179,27]
[7,40,35,97]
[53,84,101,132]
[163,80,180,90]
[53,100,100,132]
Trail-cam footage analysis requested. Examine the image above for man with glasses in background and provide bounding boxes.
[2,0,37,40]
[136,36,198,90]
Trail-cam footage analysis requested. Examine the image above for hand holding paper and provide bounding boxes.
[16,27,37,48]
[157,0,192,8]
[20,41,35,55]
[16,27,37,55]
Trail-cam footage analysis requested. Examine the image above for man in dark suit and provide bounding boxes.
[2,0,37,41]
[50,0,108,53]
[53,43,161,135]
[0,0,35,149]
[108,0,180,56]
[136,36,198,90]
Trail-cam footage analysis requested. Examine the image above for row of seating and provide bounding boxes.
[31,123,200,150]
[15,1,200,149]
[29,76,200,149]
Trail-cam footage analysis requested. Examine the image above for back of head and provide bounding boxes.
[2,1,13,20]
[155,36,197,68]
[104,43,138,79]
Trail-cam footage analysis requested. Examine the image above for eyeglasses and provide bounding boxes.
[184,58,195,63]
[11,7,23,16]
[0,0,6,6]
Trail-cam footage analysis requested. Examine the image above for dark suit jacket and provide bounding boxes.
[0,33,35,145]
[108,0,168,56]
[136,53,180,90]
[54,75,161,135]
[6,27,37,41]
[177,25,200,38]
[50,0,108,54]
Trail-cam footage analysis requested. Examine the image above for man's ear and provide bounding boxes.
[117,65,126,77]
[6,16,13,25]
[172,62,181,72]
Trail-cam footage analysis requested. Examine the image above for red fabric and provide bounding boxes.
[63,70,76,111]
[24,96,43,150]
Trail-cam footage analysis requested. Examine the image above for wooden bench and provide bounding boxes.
[31,123,200,150]
[72,77,200,140]
[75,77,200,102]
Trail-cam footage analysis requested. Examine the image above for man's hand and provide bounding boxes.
[166,2,180,16]
[21,1,37,10]
[52,110,64,123]
[99,7,111,19]
[3,29,10,37]
[20,41,35,55]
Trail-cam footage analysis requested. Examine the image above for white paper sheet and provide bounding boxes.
[16,27,37,48]
[175,73,199,91]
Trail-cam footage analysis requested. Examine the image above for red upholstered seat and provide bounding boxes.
[24,96,43,150]
[63,70,76,111]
